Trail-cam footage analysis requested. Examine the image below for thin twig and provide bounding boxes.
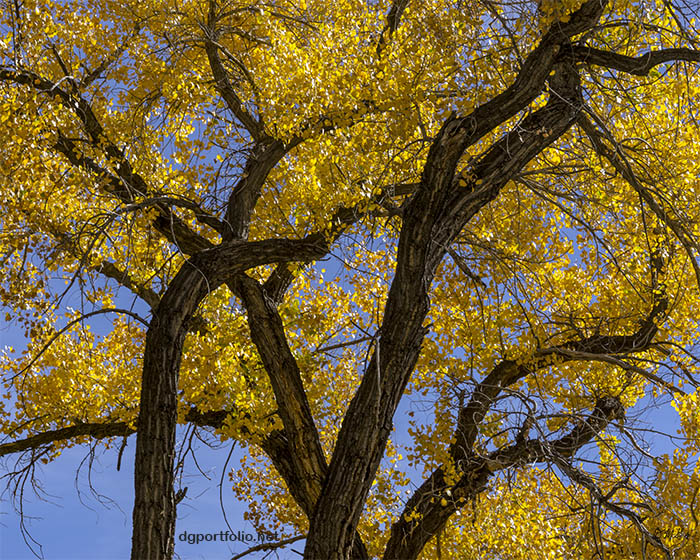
[230,534,305,560]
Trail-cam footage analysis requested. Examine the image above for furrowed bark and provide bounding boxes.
[129,236,329,559]
[232,276,327,509]
[260,432,373,559]
[130,262,212,560]
[232,274,370,559]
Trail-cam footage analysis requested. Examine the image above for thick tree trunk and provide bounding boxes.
[130,317,182,559]
[130,264,210,560]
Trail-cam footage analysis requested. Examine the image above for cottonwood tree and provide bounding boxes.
[2,0,700,558]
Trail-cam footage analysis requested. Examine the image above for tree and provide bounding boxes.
[2,0,700,558]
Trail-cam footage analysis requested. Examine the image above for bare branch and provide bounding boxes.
[570,46,700,75]
[0,406,236,459]
[0,422,134,457]
[230,534,305,560]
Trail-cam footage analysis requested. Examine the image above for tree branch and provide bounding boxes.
[96,261,161,308]
[304,5,604,547]
[0,68,216,255]
[230,534,305,560]
[577,112,700,287]
[383,397,625,559]
[405,0,608,217]
[570,46,700,75]
[223,139,288,240]
[0,407,234,459]
[0,422,134,457]
[384,247,669,558]
[454,253,667,465]
[231,276,327,509]
[204,0,265,141]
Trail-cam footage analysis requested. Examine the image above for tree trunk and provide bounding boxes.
[130,264,210,559]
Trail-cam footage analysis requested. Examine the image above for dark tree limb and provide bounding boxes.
[570,46,700,75]
[205,0,304,242]
[0,69,216,255]
[128,233,329,560]
[303,0,607,551]
[218,172,404,557]
[453,245,667,465]
[231,276,327,509]
[404,0,608,212]
[383,397,625,560]
[384,247,669,559]
[222,139,288,241]
[205,0,265,142]
[0,422,134,457]
[0,407,234,459]
[95,261,161,308]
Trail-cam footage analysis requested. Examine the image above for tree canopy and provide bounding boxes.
[2,0,700,558]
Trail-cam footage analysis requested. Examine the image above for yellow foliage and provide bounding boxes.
[1,0,700,557]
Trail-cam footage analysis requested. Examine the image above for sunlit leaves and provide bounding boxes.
[2,0,700,557]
